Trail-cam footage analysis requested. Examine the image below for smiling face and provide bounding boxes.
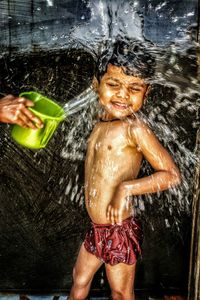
[97,64,149,119]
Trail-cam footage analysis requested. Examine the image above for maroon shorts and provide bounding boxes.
[84,217,143,265]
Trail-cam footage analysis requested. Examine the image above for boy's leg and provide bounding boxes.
[69,243,103,300]
[105,262,136,300]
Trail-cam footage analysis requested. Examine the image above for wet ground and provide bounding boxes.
[0,294,166,300]
[0,292,187,300]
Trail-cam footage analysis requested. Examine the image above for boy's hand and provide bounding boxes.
[106,185,130,225]
[0,94,43,129]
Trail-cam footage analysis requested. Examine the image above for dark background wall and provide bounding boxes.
[0,0,198,53]
[0,0,199,296]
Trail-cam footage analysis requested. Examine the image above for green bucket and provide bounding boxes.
[11,91,65,149]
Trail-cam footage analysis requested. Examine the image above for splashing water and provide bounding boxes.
[63,85,98,116]
[57,1,199,233]
[59,54,199,230]
[0,0,199,234]
[0,0,199,290]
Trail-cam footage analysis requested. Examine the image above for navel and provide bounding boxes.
[108,145,112,150]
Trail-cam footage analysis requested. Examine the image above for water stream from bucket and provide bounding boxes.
[63,86,98,116]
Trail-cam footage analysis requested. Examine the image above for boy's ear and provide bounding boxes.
[144,85,151,103]
[145,85,151,96]
[143,85,151,104]
[92,77,99,91]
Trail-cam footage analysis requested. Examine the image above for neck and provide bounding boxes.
[99,112,134,122]
[99,112,118,122]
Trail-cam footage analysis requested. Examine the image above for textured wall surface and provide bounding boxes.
[0,0,198,53]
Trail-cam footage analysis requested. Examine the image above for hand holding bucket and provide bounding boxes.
[11,91,65,149]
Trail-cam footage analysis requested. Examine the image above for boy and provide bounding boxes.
[69,41,181,300]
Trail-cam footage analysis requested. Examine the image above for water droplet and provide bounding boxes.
[165,219,170,228]
[46,0,53,7]
[52,34,57,41]
[187,12,194,17]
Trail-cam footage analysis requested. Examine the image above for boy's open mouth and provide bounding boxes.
[111,101,129,110]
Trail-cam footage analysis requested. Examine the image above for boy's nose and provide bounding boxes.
[116,87,129,99]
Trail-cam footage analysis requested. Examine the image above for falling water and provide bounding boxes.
[58,8,200,232]
[63,86,98,116]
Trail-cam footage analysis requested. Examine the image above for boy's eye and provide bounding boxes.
[107,82,119,87]
[130,87,141,92]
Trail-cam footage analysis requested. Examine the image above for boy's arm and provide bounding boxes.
[107,120,181,224]
[121,121,181,195]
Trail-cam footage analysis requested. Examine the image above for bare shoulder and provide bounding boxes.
[126,117,153,146]
[128,117,180,173]
[129,117,151,132]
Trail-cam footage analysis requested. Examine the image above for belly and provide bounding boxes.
[86,204,134,224]
[84,147,142,224]
[85,184,134,224]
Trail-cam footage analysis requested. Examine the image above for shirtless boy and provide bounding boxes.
[69,41,181,300]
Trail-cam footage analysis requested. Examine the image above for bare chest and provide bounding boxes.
[88,122,130,155]
[85,121,142,185]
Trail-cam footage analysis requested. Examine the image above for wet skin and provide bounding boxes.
[0,94,43,128]
[85,64,181,224]
[69,64,181,300]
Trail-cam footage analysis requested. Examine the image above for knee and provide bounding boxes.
[111,287,133,300]
[70,267,91,300]
[111,290,123,300]
[72,267,90,288]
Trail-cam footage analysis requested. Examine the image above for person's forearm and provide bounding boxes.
[120,170,181,197]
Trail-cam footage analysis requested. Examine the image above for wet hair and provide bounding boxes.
[96,39,156,81]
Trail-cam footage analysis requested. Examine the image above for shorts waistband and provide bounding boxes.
[91,216,134,228]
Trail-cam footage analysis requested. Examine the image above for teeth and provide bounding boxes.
[112,102,128,108]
